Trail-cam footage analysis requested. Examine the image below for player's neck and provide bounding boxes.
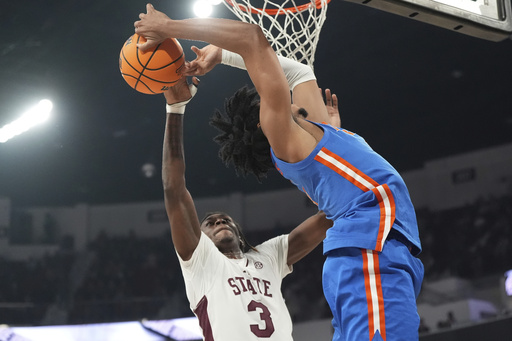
[224,250,244,259]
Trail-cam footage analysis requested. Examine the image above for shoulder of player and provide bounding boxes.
[251,234,288,253]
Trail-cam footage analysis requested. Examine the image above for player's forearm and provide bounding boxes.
[162,112,201,261]
[287,211,333,265]
[137,4,261,56]
[162,113,186,192]
[161,18,263,60]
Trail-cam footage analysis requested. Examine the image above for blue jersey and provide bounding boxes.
[271,121,421,256]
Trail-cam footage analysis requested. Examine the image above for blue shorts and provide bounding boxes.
[323,237,424,341]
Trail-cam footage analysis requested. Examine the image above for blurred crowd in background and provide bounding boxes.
[1,194,511,332]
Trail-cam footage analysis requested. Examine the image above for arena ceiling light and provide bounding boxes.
[193,0,222,18]
[0,99,53,143]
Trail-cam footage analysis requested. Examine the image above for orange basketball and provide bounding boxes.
[119,33,185,94]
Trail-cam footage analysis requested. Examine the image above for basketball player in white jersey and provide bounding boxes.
[161,76,334,340]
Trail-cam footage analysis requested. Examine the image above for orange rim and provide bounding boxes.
[225,0,331,15]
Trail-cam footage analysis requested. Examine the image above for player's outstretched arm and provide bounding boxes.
[134,4,312,162]
[183,46,331,126]
[286,211,332,266]
[162,77,202,261]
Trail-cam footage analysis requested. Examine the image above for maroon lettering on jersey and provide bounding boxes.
[262,279,272,297]
[246,279,257,295]
[227,276,273,297]
[253,277,263,294]
[227,278,241,295]
[235,277,248,291]
[248,300,275,337]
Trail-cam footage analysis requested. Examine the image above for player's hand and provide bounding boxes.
[321,88,340,127]
[164,77,200,106]
[135,3,171,52]
[181,45,222,76]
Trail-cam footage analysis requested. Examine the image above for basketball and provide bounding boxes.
[119,33,185,94]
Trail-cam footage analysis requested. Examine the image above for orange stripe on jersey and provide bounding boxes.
[362,249,386,340]
[315,149,379,192]
[302,187,318,206]
[274,164,284,176]
[321,122,341,131]
[342,129,354,135]
[314,148,395,251]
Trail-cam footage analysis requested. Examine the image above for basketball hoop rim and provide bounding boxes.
[225,0,331,15]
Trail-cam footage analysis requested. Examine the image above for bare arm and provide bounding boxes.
[287,211,332,266]
[162,77,201,261]
[182,45,331,127]
[135,4,318,162]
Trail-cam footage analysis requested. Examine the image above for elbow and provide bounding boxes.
[162,167,186,193]
[242,24,269,52]
[163,179,186,204]
[162,176,185,193]
[316,212,333,237]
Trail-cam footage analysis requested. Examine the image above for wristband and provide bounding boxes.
[221,49,246,70]
[165,83,198,114]
[166,103,186,114]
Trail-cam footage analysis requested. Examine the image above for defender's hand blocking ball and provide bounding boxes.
[119,33,184,94]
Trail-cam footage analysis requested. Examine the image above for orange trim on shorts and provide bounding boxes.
[362,249,386,340]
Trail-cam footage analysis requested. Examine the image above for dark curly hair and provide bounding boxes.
[209,86,274,182]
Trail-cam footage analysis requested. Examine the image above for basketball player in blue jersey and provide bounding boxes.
[135,4,424,340]
[160,73,333,340]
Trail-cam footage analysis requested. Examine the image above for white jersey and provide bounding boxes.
[178,232,294,341]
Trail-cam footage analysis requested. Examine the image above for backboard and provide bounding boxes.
[344,0,512,42]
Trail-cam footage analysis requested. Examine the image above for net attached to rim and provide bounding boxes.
[222,0,331,69]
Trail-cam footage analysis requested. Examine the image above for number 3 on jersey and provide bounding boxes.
[248,300,275,337]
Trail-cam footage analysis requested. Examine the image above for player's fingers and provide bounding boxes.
[181,68,199,76]
[182,60,202,74]
[146,3,154,13]
[190,46,201,57]
[325,88,332,105]
[331,93,338,109]
[180,62,194,75]
[184,60,196,68]
[137,41,154,52]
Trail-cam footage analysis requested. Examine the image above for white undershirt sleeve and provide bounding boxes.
[221,49,316,91]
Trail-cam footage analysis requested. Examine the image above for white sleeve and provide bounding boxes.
[221,49,316,91]
[253,234,292,278]
[177,232,221,276]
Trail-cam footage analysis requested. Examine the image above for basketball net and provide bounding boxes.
[222,0,330,69]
